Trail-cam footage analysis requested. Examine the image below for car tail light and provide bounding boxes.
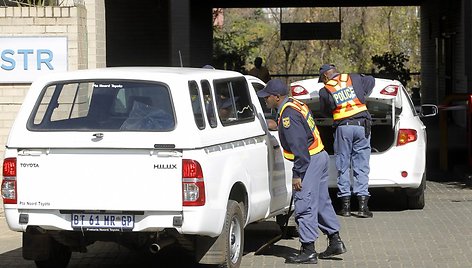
[182,159,205,206]
[291,85,309,96]
[2,158,17,204]
[380,85,399,96]
[397,129,417,146]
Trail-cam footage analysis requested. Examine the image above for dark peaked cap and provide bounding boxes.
[256,79,288,98]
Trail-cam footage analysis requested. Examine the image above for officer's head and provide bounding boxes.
[318,64,337,84]
[256,79,288,109]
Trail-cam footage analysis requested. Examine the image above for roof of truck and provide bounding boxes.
[36,67,243,84]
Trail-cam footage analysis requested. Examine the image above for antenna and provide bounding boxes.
[178,50,183,67]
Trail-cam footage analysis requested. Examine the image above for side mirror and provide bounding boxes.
[420,104,438,118]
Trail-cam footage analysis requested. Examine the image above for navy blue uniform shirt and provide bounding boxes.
[319,73,375,126]
[277,97,316,179]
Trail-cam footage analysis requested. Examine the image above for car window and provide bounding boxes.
[366,101,393,119]
[201,80,217,128]
[189,80,205,130]
[213,77,255,126]
[251,81,277,119]
[29,80,175,131]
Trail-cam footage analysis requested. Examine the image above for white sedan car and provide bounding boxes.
[289,77,437,209]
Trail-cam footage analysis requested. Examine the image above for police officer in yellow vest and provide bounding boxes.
[257,79,346,264]
[318,64,375,218]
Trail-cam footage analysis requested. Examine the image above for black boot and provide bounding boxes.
[318,232,347,259]
[286,242,317,264]
[357,195,373,218]
[338,196,351,217]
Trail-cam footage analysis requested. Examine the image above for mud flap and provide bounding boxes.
[194,235,224,264]
[23,232,51,261]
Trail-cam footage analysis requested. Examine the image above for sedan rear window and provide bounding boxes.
[28,80,175,131]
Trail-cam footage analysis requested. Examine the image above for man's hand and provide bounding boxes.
[266,119,277,131]
[292,178,302,191]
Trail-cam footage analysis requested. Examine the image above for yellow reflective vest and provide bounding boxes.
[277,97,324,160]
[325,74,367,120]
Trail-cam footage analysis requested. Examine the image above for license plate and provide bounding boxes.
[71,213,134,231]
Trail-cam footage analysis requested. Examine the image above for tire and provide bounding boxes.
[34,238,71,268]
[219,200,244,268]
[406,173,426,209]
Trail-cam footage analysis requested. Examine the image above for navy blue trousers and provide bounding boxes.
[334,125,371,197]
[294,150,341,244]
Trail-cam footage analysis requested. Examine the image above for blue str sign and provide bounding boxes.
[0,36,67,83]
[1,49,53,71]
[71,213,135,231]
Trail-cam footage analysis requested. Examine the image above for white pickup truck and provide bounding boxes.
[1,67,293,268]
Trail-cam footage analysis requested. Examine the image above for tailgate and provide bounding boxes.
[16,148,183,212]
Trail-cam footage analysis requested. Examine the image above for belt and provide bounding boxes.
[338,119,365,126]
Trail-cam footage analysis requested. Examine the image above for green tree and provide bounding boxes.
[212,9,271,73]
[213,6,420,87]
[371,52,411,86]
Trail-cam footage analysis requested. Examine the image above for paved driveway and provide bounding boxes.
[1,179,472,268]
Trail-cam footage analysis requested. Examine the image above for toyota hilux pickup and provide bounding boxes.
[1,67,293,268]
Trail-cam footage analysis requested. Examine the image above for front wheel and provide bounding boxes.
[220,200,244,268]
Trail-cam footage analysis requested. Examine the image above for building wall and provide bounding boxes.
[421,0,468,104]
[0,3,104,157]
[85,0,106,69]
[105,0,170,67]
[189,3,213,68]
[104,0,212,68]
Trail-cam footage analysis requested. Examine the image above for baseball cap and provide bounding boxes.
[318,64,336,82]
[256,79,288,98]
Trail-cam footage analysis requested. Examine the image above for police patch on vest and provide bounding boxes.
[283,117,290,128]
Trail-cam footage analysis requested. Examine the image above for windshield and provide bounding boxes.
[28,80,175,131]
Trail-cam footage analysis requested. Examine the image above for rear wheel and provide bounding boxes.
[34,238,71,268]
[219,200,244,268]
[406,174,426,209]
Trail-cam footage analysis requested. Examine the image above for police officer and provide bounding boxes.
[318,64,375,218]
[257,79,346,264]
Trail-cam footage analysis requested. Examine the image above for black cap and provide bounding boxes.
[318,64,336,82]
[256,79,288,98]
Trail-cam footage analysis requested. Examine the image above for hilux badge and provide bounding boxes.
[154,164,177,169]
